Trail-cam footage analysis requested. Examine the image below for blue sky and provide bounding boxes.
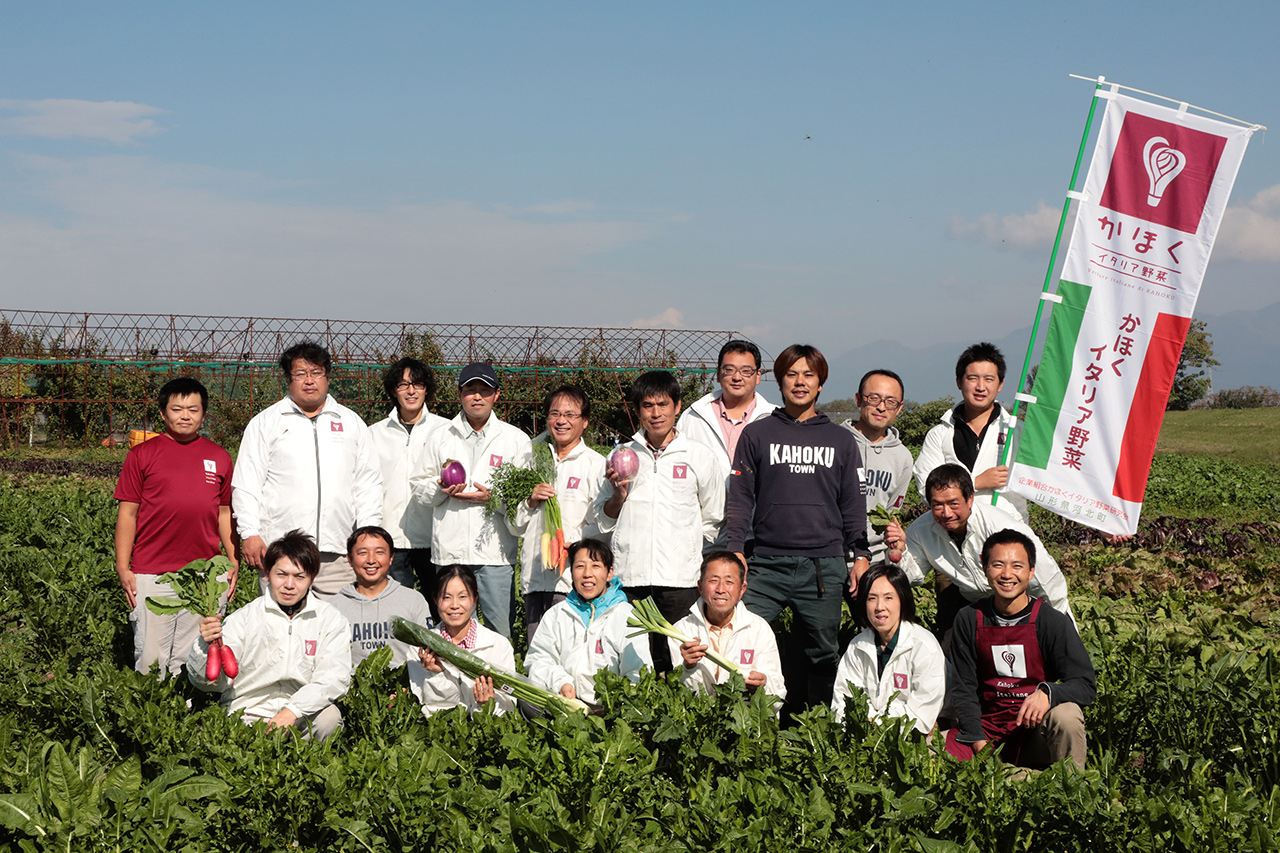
[2,2,1276,396]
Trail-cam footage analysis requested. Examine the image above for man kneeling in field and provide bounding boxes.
[189,531,351,740]
[945,529,1095,770]
[671,551,785,704]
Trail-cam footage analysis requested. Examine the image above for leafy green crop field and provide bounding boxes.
[2,472,1280,852]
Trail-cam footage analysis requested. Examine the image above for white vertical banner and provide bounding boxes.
[1009,91,1256,536]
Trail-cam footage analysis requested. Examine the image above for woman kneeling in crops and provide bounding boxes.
[188,530,351,740]
[832,565,946,735]
[525,539,652,702]
[409,565,516,715]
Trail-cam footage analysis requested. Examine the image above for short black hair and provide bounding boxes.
[699,550,746,582]
[264,529,321,579]
[280,341,332,377]
[434,564,479,602]
[567,537,613,569]
[981,528,1037,569]
[346,525,395,558]
[158,376,208,410]
[382,357,436,404]
[955,342,1006,383]
[853,564,918,631]
[858,369,904,399]
[544,384,591,421]
[925,463,974,503]
[628,370,682,407]
[718,339,762,370]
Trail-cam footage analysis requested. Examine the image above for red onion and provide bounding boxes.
[609,447,640,479]
[441,460,467,487]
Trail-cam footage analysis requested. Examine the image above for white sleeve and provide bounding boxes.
[904,632,947,735]
[1023,527,1076,628]
[525,612,575,694]
[351,421,384,527]
[752,625,786,703]
[831,647,857,723]
[697,454,726,544]
[231,415,270,539]
[410,429,447,508]
[912,424,948,500]
[898,518,931,586]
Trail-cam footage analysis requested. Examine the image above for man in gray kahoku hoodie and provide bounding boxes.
[330,526,433,671]
[842,369,916,570]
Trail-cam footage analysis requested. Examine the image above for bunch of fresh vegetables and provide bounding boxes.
[146,556,238,681]
[393,617,597,715]
[626,597,740,673]
[867,505,905,562]
[484,441,567,572]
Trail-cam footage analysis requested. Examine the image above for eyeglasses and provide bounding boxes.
[396,381,426,391]
[860,393,902,410]
[290,369,327,381]
[547,411,583,421]
[719,366,758,378]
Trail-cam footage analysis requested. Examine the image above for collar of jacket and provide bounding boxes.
[565,576,627,627]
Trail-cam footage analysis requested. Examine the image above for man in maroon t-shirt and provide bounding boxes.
[114,377,237,676]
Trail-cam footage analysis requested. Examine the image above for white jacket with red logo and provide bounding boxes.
[411,413,532,566]
[406,622,516,716]
[369,408,449,550]
[669,599,786,703]
[187,593,352,723]
[524,594,651,703]
[831,620,946,735]
[592,431,724,588]
[512,435,607,595]
[232,394,383,554]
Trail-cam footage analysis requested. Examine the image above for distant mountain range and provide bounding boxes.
[825,300,1280,405]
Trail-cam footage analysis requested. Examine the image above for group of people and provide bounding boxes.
[113,337,1095,770]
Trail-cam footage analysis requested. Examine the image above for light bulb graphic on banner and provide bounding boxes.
[1142,136,1186,207]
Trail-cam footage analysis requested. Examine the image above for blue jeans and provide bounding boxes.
[472,564,516,639]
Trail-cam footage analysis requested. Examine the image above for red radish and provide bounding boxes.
[888,548,903,563]
[221,643,239,679]
[206,644,222,681]
[441,460,467,487]
[609,447,640,479]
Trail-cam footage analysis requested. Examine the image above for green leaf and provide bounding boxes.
[0,794,43,835]
[144,596,189,615]
[102,754,142,799]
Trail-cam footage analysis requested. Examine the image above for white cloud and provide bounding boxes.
[0,99,167,144]
[947,201,1059,250]
[0,153,660,322]
[630,308,685,328]
[1217,184,1280,262]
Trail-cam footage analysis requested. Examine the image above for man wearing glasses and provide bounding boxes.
[232,341,383,599]
[370,357,449,600]
[677,340,775,546]
[843,369,915,584]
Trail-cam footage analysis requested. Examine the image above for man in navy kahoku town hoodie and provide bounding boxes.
[726,344,870,713]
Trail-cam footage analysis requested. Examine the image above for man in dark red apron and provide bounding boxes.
[945,529,1095,770]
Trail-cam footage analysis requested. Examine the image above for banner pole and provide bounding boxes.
[993,76,1109,506]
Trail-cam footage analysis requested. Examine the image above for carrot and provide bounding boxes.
[556,528,567,571]
[541,531,553,568]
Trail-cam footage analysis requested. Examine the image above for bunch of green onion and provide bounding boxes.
[625,597,740,673]
[392,618,596,716]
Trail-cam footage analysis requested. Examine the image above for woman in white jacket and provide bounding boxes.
[525,539,652,703]
[832,565,946,736]
[190,530,351,741]
[409,565,516,716]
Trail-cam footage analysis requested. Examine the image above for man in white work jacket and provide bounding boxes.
[412,362,532,639]
[232,341,383,599]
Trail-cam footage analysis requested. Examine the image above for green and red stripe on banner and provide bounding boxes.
[1019,280,1190,504]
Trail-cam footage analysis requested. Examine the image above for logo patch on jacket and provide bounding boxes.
[330,421,343,433]
[893,672,909,690]
[304,640,317,656]
[203,459,217,473]
[672,464,688,480]
[595,639,604,654]
[740,649,754,665]
[489,454,503,467]
[991,644,1027,678]
[567,477,581,489]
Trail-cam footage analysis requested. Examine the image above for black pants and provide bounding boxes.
[625,585,700,675]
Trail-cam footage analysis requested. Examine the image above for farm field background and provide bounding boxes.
[2,411,1279,851]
